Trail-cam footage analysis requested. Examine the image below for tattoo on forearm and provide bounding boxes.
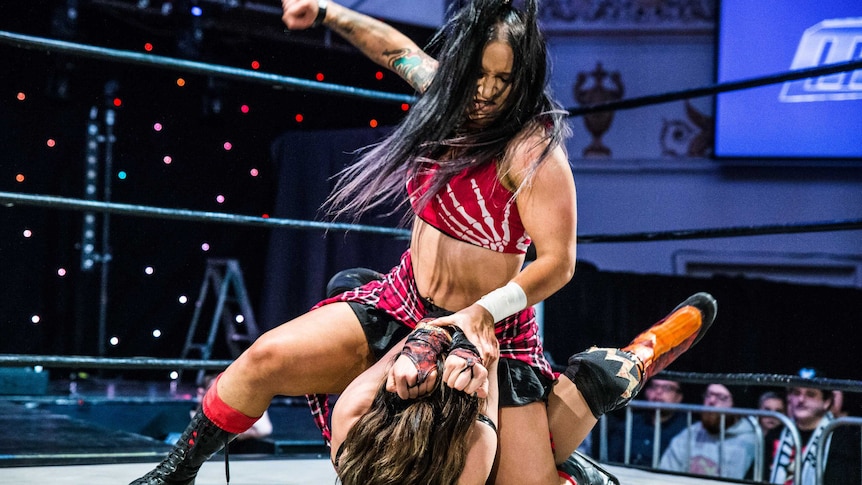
[384,49,435,91]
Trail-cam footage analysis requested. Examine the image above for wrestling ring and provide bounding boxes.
[2,9,862,485]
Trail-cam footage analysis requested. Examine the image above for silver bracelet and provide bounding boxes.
[312,0,328,28]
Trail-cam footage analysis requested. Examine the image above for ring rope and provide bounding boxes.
[576,218,862,244]
[3,30,861,117]
[1,353,859,393]
[659,370,862,394]
[0,354,232,371]
[0,30,416,105]
[2,190,860,243]
[567,58,862,116]
[0,190,412,238]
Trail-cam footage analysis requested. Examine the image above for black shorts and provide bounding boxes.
[347,301,554,407]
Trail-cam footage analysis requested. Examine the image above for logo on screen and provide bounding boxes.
[780,18,862,102]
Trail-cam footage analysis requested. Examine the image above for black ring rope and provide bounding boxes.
[567,58,862,116]
[3,30,861,118]
[660,370,862,394]
[0,190,412,238]
[0,354,232,371]
[1,353,859,393]
[3,191,860,243]
[576,218,862,244]
[0,30,416,105]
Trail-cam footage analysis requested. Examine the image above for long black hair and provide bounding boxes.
[325,0,569,222]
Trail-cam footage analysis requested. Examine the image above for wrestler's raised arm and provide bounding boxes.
[281,0,439,93]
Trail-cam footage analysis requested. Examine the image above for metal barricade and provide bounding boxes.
[816,416,862,485]
[600,400,802,483]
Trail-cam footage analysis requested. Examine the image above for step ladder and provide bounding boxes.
[180,259,261,385]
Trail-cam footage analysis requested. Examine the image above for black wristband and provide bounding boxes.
[312,0,328,28]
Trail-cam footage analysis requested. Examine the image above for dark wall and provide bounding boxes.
[0,1,426,362]
[543,265,862,382]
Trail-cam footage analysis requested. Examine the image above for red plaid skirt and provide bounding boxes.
[306,249,555,446]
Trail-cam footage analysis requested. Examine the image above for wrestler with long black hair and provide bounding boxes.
[130,1,716,483]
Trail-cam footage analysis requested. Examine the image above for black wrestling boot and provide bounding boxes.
[130,409,237,485]
[564,292,717,417]
[558,451,620,485]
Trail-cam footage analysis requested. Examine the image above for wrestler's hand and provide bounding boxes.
[281,0,321,30]
[428,305,499,365]
[442,353,489,398]
[385,354,438,400]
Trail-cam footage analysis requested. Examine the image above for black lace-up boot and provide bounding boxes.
[130,409,236,485]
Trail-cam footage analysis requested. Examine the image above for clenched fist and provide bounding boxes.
[281,0,323,30]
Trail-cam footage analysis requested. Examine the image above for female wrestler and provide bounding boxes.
[130,1,715,483]
[332,321,499,485]
[330,295,716,485]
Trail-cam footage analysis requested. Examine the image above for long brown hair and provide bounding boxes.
[336,358,481,485]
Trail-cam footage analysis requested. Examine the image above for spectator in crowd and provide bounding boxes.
[660,383,757,479]
[764,369,861,485]
[607,378,688,466]
[758,391,786,433]
[831,390,848,418]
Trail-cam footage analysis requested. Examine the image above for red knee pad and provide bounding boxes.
[202,374,261,434]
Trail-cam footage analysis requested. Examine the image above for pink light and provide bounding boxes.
[16,92,26,101]
[57,268,67,277]
[23,229,32,238]
[15,174,25,183]
[153,122,163,132]
[46,139,56,148]
[240,104,250,114]
[216,194,225,204]
[223,141,232,151]
[163,155,172,165]
[201,242,211,252]
[249,168,259,177]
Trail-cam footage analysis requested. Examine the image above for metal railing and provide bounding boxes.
[816,417,862,485]
[599,400,802,483]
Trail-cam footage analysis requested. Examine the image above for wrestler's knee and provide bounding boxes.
[562,347,643,418]
[234,333,294,381]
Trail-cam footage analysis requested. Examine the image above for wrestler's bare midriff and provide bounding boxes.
[409,217,524,312]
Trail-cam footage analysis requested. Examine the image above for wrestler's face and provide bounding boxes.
[467,40,514,126]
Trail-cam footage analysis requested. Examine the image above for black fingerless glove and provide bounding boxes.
[400,324,452,384]
[448,326,482,367]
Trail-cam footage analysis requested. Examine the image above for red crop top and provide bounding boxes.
[407,162,531,254]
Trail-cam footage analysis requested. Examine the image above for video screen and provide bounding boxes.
[715,0,862,160]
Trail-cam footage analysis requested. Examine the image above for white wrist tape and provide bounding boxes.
[476,282,527,323]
